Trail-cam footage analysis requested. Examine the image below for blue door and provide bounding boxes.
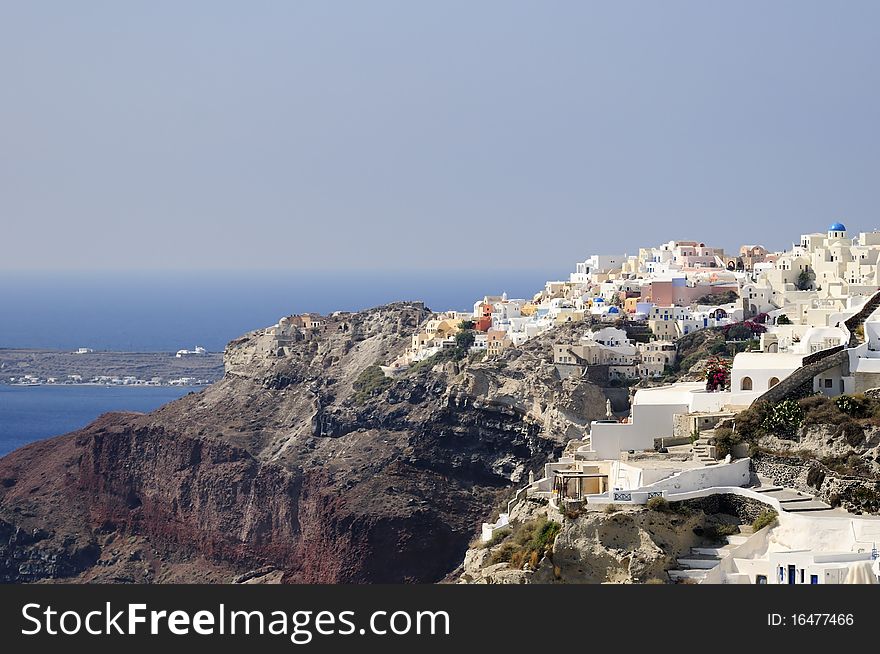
[788,565,796,585]
[810,575,819,585]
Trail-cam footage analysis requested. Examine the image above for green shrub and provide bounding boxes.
[352,364,393,404]
[762,399,804,437]
[481,527,511,548]
[713,426,739,458]
[752,509,778,532]
[407,348,460,374]
[454,330,475,351]
[726,323,754,341]
[734,401,772,441]
[710,341,731,356]
[533,520,562,551]
[836,420,865,447]
[489,540,520,565]
[799,395,843,427]
[488,518,561,569]
[835,394,869,419]
[646,496,670,512]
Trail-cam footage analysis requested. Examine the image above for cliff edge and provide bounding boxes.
[0,303,614,583]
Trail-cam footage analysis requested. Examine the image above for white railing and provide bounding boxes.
[481,513,510,542]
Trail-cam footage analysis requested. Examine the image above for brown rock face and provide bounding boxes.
[0,303,613,583]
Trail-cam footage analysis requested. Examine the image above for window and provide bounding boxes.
[756,575,768,585]
[768,377,780,389]
[741,377,753,391]
[824,378,833,389]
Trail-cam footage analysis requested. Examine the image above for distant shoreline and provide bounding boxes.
[0,382,211,388]
[0,348,223,388]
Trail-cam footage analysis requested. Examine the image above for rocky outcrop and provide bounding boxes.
[0,303,617,583]
[456,499,737,584]
[752,453,880,514]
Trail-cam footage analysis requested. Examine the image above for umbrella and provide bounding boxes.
[843,561,879,584]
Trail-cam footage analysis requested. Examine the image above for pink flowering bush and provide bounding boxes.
[704,356,731,392]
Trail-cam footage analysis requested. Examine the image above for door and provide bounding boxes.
[810,575,819,585]
[788,565,797,585]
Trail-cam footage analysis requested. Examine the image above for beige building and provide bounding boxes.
[638,340,677,377]
[486,330,511,357]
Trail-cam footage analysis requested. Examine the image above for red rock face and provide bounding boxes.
[1,409,536,583]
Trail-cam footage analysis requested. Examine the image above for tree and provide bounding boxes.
[776,314,792,325]
[726,323,753,341]
[458,320,475,330]
[795,269,814,291]
[454,330,475,352]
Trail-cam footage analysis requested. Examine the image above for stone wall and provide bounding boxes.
[680,494,769,524]
[752,453,880,514]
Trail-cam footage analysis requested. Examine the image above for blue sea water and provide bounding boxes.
[0,385,200,457]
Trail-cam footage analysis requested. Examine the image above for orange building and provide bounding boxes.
[474,316,493,332]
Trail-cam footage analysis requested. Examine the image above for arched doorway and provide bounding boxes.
[741,377,753,391]
[768,377,780,389]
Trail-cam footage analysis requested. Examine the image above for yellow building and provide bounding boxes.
[434,318,461,339]
[554,309,585,325]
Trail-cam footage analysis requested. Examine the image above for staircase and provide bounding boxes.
[692,433,718,466]
[844,289,880,347]
[668,526,753,583]
[752,485,831,512]
[754,347,848,404]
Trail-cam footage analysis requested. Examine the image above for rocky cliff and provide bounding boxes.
[0,303,615,583]
[454,497,745,584]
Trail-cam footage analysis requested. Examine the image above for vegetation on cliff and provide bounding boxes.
[1,303,616,584]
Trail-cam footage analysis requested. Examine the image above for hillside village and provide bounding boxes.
[268,222,880,584]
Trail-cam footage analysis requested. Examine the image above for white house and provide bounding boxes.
[729,352,805,393]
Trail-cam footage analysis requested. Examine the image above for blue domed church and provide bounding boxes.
[828,222,847,240]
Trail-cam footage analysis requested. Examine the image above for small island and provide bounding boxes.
[0,348,223,387]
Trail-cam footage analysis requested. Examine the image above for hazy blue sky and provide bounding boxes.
[2,2,878,271]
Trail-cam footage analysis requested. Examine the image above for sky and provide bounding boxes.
[2,1,879,272]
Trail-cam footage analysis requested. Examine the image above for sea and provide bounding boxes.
[0,268,565,456]
[0,385,200,457]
